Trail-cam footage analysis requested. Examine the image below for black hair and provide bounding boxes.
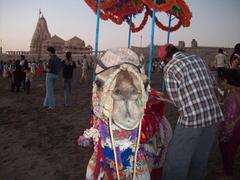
[65,51,72,59]
[165,45,179,60]
[234,43,240,54]
[15,60,21,71]
[223,69,240,87]
[47,46,55,54]
[218,48,223,53]
[21,55,25,59]
[15,60,20,66]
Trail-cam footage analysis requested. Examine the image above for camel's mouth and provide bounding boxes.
[113,117,140,130]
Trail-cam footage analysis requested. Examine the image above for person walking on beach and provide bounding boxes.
[62,51,76,106]
[43,47,61,110]
[214,48,227,80]
[159,44,224,180]
[19,55,28,90]
[11,60,23,92]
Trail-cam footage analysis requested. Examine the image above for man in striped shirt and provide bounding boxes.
[160,44,224,180]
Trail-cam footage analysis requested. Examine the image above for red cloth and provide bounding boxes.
[158,44,173,61]
[151,167,162,180]
[37,64,43,76]
[140,91,165,144]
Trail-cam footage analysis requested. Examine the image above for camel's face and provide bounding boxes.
[95,66,148,130]
[111,70,143,130]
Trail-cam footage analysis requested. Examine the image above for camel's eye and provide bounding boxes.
[144,80,149,91]
[95,79,104,89]
[113,89,122,96]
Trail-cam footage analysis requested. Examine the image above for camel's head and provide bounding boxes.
[92,48,149,130]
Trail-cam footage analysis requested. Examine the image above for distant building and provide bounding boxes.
[6,51,30,55]
[178,41,185,49]
[29,14,92,55]
[191,39,198,48]
[64,36,92,54]
[42,35,65,54]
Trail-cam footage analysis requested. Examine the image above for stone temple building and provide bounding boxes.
[30,14,92,55]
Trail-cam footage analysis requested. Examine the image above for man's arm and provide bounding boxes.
[214,55,217,68]
[164,71,180,107]
[47,58,53,72]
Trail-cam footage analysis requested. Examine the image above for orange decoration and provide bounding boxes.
[129,9,149,33]
[84,0,192,33]
[142,0,176,12]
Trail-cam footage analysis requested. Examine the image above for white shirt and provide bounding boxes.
[215,53,226,68]
[20,60,25,66]
[25,72,32,82]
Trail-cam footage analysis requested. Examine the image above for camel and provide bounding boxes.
[78,48,172,180]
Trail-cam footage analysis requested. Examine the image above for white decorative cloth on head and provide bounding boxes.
[93,48,149,121]
[95,48,144,74]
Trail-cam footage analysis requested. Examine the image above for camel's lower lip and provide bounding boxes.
[114,120,139,130]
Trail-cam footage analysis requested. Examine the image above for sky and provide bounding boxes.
[0,0,240,52]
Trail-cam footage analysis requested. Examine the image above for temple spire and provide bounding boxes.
[39,8,42,18]
[30,13,51,54]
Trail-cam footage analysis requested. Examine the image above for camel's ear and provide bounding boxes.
[140,73,150,91]
[138,53,146,74]
[139,53,145,65]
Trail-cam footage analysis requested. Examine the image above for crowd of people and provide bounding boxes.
[0,48,90,106]
[0,55,46,93]
[0,57,46,79]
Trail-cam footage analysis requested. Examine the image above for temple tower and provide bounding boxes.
[30,14,51,54]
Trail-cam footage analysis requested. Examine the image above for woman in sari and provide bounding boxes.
[219,69,240,179]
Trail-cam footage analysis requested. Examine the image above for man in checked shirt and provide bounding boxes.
[159,44,224,180]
